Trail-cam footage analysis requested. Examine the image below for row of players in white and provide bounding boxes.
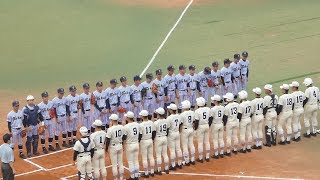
[73,77,320,180]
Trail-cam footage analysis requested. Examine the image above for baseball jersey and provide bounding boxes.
[118,85,132,103]
[141,81,155,99]
[195,107,211,125]
[105,88,119,106]
[153,119,168,137]
[180,110,195,129]
[90,130,107,149]
[239,59,250,76]
[238,101,252,119]
[263,94,278,111]
[291,91,306,109]
[167,114,182,132]
[224,102,239,121]
[123,122,140,144]
[211,70,221,85]
[93,90,107,108]
[152,78,166,96]
[131,84,143,102]
[175,74,190,91]
[189,74,200,90]
[7,110,23,129]
[230,62,241,78]
[106,125,124,144]
[220,67,233,83]
[79,92,92,111]
[278,94,294,112]
[73,137,95,155]
[52,97,67,116]
[164,74,176,91]
[38,101,54,120]
[305,86,320,105]
[139,120,154,140]
[210,106,224,124]
[198,71,210,88]
[251,98,264,115]
[66,94,81,113]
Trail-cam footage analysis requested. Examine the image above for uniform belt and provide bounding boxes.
[111,104,117,106]
[157,135,165,138]
[45,118,51,121]
[99,106,105,109]
[94,148,104,151]
[202,85,208,87]
[158,94,163,96]
[124,101,129,104]
[58,114,66,117]
[14,128,21,130]
[235,76,240,79]
[2,162,9,165]
[73,111,78,113]
[168,89,175,91]
[225,81,231,83]
[179,89,186,91]
[85,109,91,111]
[254,113,262,116]
[145,97,153,100]
[191,89,196,91]
[135,101,141,103]
[242,74,246,76]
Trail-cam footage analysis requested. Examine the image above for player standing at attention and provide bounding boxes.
[175,65,191,113]
[90,120,107,180]
[123,111,140,180]
[138,110,155,178]
[239,51,250,90]
[105,79,120,125]
[80,83,94,133]
[251,88,264,149]
[223,93,239,156]
[93,82,108,131]
[131,75,143,122]
[277,84,294,145]
[106,114,124,180]
[210,95,225,159]
[230,54,241,98]
[164,65,176,113]
[220,59,234,96]
[188,65,201,110]
[73,126,95,180]
[141,73,155,120]
[263,84,278,146]
[152,69,167,120]
[7,101,26,158]
[154,108,170,175]
[194,97,211,162]
[302,78,319,137]
[38,92,55,153]
[198,67,211,105]
[180,100,196,165]
[210,62,222,97]
[289,81,305,142]
[66,85,81,147]
[237,91,253,153]
[167,104,183,169]
[118,76,133,120]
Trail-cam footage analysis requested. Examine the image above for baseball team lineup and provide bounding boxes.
[6,51,320,180]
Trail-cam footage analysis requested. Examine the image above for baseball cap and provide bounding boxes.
[57,88,64,94]
[69,85,77,92]
[124,111,135,118]
[212,61,219,67]
[146,73,153,79]
[238,91,248,100]
[3,133,12,143]
[303,78,313,86]
[264,84,273,92]
[79,127,88,136]
[224,59,231,64]
[204,67,211,74]
[155,108,165,115]
[167,65,175,71]
[139,110,149,117]
[242,51,248,57]
[181,100,191,109]
[167,103,178,110]
[211,95,221,102]
[234,54,240,59]
[223,93,234,102]
[27,95,35,101]
[289,81,299,87]
[109,114,119,121]
[93,119,102,127]
[179,65,186,70]
[12,101,19,107]
[83,83,90,89]
[252,87,262,95]
[280,84,290,90]
[110,79,118,84]
[189,65,196,70]
[133,75,142,81]
[120,76,126,82]
[96,81,103,87]
[155,69,162,75]
[41,91,49,97]
[196,97,206,106]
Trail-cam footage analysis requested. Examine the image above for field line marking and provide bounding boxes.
[46,163,73,171]
[27,147,72,160]
[24,159,46,170]
[15,169,43,177]
[139,0,194,77]
[60,165,112,179]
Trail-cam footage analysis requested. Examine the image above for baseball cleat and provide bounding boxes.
[155,170,162,175]
[150,173,154,177]
[232,150,238,154]
[140,173,149,178]
[56,144,61,151]
[278,141,286,145]
[272,142,277,146]
[196,158,204,163]
[264,143,271,147]
[48,145,56,151]
[19,153,27,159]
[62,142,70,148]
[33,151,40,156]
[239,149,246,153]
[185,162,190,166]
[303,133,311,138]
[293,137,301,142]
[177,164,183,169]
[169,166,176,170]
[246,148,252,152]
[211,155,219,159]
[252,145,259,150]
[311,133,317,137]
[219,154,224,158]
[286,141,291,144]
[205,158,210,162]
[42,147,49,154]
[224,152,231,156]
[258,146,262,149]
[165,170,169,174]
[190,161,196,165]
[27,153,32,158]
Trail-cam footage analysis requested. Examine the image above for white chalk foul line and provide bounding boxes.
[27,147,72,160]
[15,169,43,177]
[24,159,46,170]
[139,0,194,77]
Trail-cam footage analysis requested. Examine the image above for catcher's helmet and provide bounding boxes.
[120,76,127,82]
[242,51,248,57]
[146,73,153,79]
[69,85,77,92]
[41,91,49,97]
[167,65,175,71]
[189,65,196,70]
[204,67,211,74]
[234,54,240,59]
[133,75,141,81]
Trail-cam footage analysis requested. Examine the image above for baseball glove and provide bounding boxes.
[152,84,158,94]
[91,93,96,105]
[77,100,83,110]
[208,79,214,87]
[141,87,147,97]
[49,108,56,119]
[20,129,27,138]
[117,106,127,113]
[38,125,46,135]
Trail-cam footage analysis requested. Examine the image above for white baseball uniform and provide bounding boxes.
[251,97,264,147]
[164,74,176,104]
[38,101,55,148]
[66,94,81,141]
[93,90,108,126]
[198,71,210,103]
[220,66,233,96]
[153,78,167,113]
[277,94,294,142]
[105,88,119,124]
[175,74,190,110]
[7,110,24,150]
[131,84,143,120]
[153,118,169,171]
[167,114,183,166]
[210,105,224,156]
[239,59,249,90]
[79,92,93,131]
[291,91,305,139]
[230,62,241,96]
[195,107,211,160]
[238,100,252,150]
[118,85,133,119]
[304,86,319,135]
[141,81,155,116]
[224,102,239,152]
[139,120,155,175]
[90,130,107,180]
[210,70,222,97]
[180,110,195,164]
[188,73,200,107]
[52,96,68,142]
[263,94,278,144]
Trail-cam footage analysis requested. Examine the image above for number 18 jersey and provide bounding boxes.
[195,107,211,125]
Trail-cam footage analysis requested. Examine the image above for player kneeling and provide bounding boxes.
[73,127,95,180]
[238,91,253,153]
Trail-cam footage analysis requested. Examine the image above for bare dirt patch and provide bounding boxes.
[113,0,217,8]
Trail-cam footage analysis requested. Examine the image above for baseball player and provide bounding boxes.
[290,81,305,142]
[263,84,278,146]
[38,92,55,153]
[106,114,124,180]
[23,95,43,157]
[237,91,252,153]
[230,54,241,98]
[154,108,170,174]
[123,111,140,180]
[210,62,222,97]
[210,95,225,158]
[277,84,294,144]
[164,65,176,112]
[220,59,234,96]
[198,67,212,105]
[180,100,196,165]
[131,75,143,122]
[93,81,108,130]
[152,69,167,119]
[239,51,250,90]
[302,78,319,137]
[223,93,239,155]
[80,83,94,133]
[7,101,26,159]
[167,104,183,169]
[105,79,120,125]
[141,73,155,120]
[175,65,191,113]
[52,88,69,150]
[66,85,81,147]
[251,88,264,149]
[118,76,133,120]
[73,126,95,180]
[90,119,107,180]
[188,65,201,110]
[194,97,211,162]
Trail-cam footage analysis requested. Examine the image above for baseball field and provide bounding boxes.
[1,0,320,179]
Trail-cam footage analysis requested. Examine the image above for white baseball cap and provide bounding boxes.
[26,95,35,101]
[155,107,165,115]
[280,84,289,90]
[167,103,178,110]
[303,78,313,86]
[211,95,221,102]
[109,114,119,121]
[289,81,299,87]
[79,126,88,136]
[139,110,149,117]
[264,84,273,92]
[252,87,262,95]
[223,93,234,102]
[181,100,191,109]
[124,111,135,118]
[93,119,102,127]
[196,97,206,107]
[238,91,248,100]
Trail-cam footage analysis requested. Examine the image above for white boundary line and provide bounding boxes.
[139,0,194,77]
[24,159,46,170]
[15,169,43,177]
[27,148,72,160]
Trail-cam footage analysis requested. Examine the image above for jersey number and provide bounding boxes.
[297,96,303,103]
[231,107,237,115]
[99,136,104,144]
[287,98,293,105]
[245,106,251,114]
[133,127,137,135]
[174,119,179,127]
[217,110,222,118]
[256,103,263,111]
[115,130,122,138]
[203,112,207,119]
[145,126,152,134]
[313,91,317,97]
[188,116,192,123]
[160,124,167,132]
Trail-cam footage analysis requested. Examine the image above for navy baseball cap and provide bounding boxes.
[3,134,12,143]
[242,51,248,57]
[41,91,49,97]
[110,79,118,84]
[179,65,186,70]
[224,59,231,64]
[133,75,141,81]
[167,65,175,71]
[120,76,126,82]
[83,83,90,89]
[96,81,103,87]
[234,54,240,59]
[212,61,219,67]
[146,73,153,79]
[155,69,162,75]
[12,101,19,107]
[57,88,64,94]
[189,65,196,70]
[69,85,77,92]
[204,67,211,74]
